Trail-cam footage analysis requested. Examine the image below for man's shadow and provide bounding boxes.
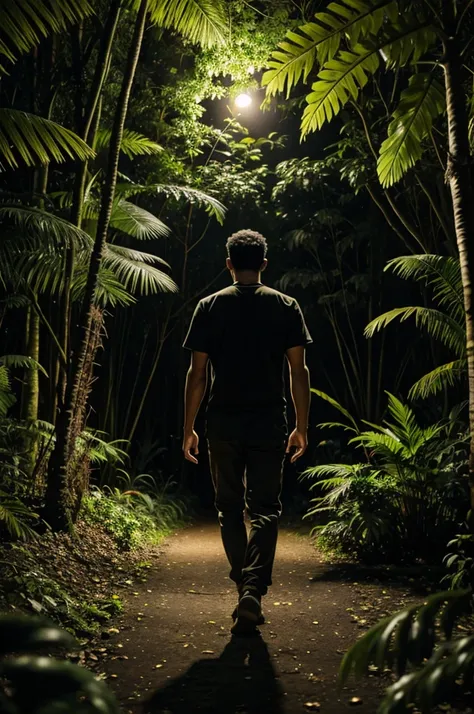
[144,634,284,714]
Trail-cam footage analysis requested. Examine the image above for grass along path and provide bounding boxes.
[101,522,423,714]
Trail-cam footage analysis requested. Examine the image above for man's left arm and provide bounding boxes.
[183,351,208,464]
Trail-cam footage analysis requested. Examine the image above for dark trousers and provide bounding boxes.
[208,438,285,596]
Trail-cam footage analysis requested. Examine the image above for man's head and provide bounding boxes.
[226,229,268,277]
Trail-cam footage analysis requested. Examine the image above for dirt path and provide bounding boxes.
[102,522,420,714]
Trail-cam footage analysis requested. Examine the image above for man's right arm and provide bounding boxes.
[286,345,311,462]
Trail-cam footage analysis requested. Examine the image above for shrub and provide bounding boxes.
[304,391,468,563]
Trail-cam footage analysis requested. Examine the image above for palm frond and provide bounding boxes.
[72,266,135,307]
[147,0,228,48]
[262,0,397,98]
[95,128,163,158]
[0,354,48,377]
[385,255,464,321]
[409,360,467,400]
[0,205,92,249]
[0,491,38,540]
[301,43,380,136]
[351,430,406,456]
[0,109,94,168]
[0,365,16,417]
[377,73,445,187]
[311,388,360,433]
[0,0,93,73]
[121,183,226,224]
[384,392,423,452]
[102,244,178,295]
[109,200,170,240]
[365,306,465,356]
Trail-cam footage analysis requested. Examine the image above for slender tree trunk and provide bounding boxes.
[44,0,148,531]
[54,0,123,416]
[21,307,40,477]
[443,39,474,512]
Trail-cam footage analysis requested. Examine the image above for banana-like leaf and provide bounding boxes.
[95,128,163,158]
[0,615,76,655]
[102,244,178,295]
[263,0,397,98]
[301,43,380,135]
[365,306,465,356]
[0,0,93,73]
[0,354,48,377]
[409,359,467,400]
[378,73,445,187]
[147,0,228,48]
[0,109,94,168]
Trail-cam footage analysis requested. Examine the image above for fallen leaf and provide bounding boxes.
[273,602,281,606]
[312,621,319,625]
[304,702,321,710]
[155,664,163,669]
[201,650,215,655]
[349,697,363,706]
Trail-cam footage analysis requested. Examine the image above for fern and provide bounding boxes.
[378,73,445,187]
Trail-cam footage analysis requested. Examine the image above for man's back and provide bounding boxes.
[183,283,312,414]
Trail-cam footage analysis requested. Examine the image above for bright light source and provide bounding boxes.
[235,93,252,108]
[247,65,255,75]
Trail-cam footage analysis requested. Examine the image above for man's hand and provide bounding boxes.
[183,430,199,464]
[286,428,307,463]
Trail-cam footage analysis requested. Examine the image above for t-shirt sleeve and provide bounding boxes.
[183,300,211,353]
[284,299,312,350]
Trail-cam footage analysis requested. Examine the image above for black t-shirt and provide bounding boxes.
[183,283,312,426]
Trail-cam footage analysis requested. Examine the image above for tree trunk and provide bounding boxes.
[54,0,123,417]
[21,307,40,477]
[443,39,474,512]
[43,0,148,531]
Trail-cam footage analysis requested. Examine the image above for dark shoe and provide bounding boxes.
[231,591,262,635]
[231,604,265,625]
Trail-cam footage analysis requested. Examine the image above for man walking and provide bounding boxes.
[182,229,312,634]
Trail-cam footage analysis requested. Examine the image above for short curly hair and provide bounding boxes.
[226,229,267,271]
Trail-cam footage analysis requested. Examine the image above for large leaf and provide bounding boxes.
[0,365,15,417]
[109,199,170,239]
[147,0,228,48]
[95,128,163,158]
[0,354,48,377]
[0,0,93,73]
[0,109,94,168]
[385,254,464,322]
[409,359,467,400]
[263,0,397,98]
[102,244,178,295]
[301,43,380,135]
[365,306,465,356]
[377,73,445,187]
[121,183,227,224]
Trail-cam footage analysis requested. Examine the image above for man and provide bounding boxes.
[182,229,312,635]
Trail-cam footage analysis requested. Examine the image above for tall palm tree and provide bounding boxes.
[263,0,474,508]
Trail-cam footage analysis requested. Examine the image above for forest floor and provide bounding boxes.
[98,520,435,714]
